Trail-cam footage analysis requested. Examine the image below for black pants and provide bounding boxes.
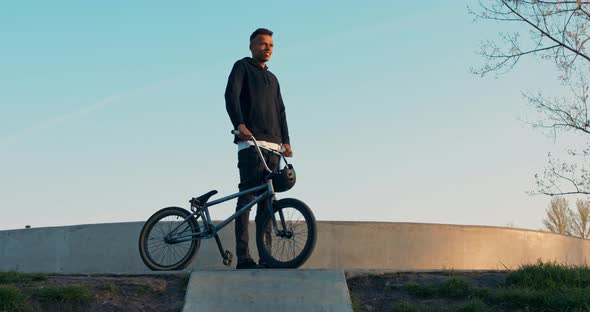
[235,146,280,263]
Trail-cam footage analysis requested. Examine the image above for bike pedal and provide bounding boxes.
[223,250,233,266]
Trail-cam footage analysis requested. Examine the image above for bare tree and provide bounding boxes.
[472,0,590,196]
[543,196,572,234]
[571,198,590,238]
[471,0,590,78]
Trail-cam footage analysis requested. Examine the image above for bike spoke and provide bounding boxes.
[144,214,196,267]
[266,206,309,263]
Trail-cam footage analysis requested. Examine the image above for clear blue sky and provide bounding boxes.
[0,1,575,230]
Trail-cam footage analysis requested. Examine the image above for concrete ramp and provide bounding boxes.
[182,269,353,312]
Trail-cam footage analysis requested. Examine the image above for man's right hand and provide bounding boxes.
[237,124,253,141]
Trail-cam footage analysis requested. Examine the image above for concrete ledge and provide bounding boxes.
[0,221,588,274]
[182,269,352,312]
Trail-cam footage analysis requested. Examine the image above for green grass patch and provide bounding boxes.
[486,286,590,311]
[485,260,590,310]
[36,285,93,304]
[0,272,48,283]
[391,301,424,312]
[400,261,590,311]
[403,281,436,298]
[0,285,27,312]
[133,284,151,296]
[505,260,590,290]
[391,300,488,312]
[454,299,487,312]
[351,296,364,312]
[403,278,472,299]
[100,282,119,294]
[438,278,471,298]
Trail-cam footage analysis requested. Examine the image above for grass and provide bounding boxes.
[0,273,96,310]
[133,284,151,296]
[36,285,93,304]
[487,286,590,311]
[391,301,423,312]
[0,272,93,308]
[0,272,47,284]
[396,261,590,311]
[0,272,187,311]
[351,294,364,312]
[390,300,487,312]
[100,282,119,294]
[0,285,27,312]
[404,278,472,299]
[490,260,590,311]
[505,260,590,289]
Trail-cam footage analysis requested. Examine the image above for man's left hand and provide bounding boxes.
[283,144,293,157]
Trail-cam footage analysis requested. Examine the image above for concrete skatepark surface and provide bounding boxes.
[182,269,353,312]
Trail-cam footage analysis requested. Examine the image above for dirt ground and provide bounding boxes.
[10,274,188,312]
[346,271,509,311]
[7,271,510,311]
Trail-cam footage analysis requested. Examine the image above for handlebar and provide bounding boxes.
[231,129,284,174]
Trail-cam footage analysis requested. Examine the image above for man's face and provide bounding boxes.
[250,34,273,64]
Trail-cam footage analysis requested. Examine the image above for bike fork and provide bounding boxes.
[268,199,289,237]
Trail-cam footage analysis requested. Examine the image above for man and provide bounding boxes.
[225,28,293,269]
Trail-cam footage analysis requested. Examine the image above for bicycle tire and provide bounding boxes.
[138,207,200,271]
[256,198,317,268]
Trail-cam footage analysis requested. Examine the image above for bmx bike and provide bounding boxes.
[138,131,317,270]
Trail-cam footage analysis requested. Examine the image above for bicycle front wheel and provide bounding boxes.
[256,198,317,268]
[138,207,200,271]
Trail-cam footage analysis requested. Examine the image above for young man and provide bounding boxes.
[225,28,293,269]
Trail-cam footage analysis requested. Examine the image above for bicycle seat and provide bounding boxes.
[195,190,218,205]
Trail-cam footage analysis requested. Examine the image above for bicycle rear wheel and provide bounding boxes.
[138,207,200,271]
[256,198,317,268]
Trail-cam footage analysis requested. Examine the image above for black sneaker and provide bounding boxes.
[258,260,270,268]
[236,259,266,269]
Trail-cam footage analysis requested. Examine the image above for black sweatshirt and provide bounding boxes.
[225,57,290,145]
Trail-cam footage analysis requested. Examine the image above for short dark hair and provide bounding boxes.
[250,28,273,42]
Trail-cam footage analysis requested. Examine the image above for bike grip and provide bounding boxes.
[231,130,240,136]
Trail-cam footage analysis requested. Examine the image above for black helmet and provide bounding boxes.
[272,164,296,192]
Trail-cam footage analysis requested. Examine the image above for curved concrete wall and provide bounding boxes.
[0,221,588,274]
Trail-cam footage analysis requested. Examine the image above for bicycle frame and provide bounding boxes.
[163,137,289,261]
